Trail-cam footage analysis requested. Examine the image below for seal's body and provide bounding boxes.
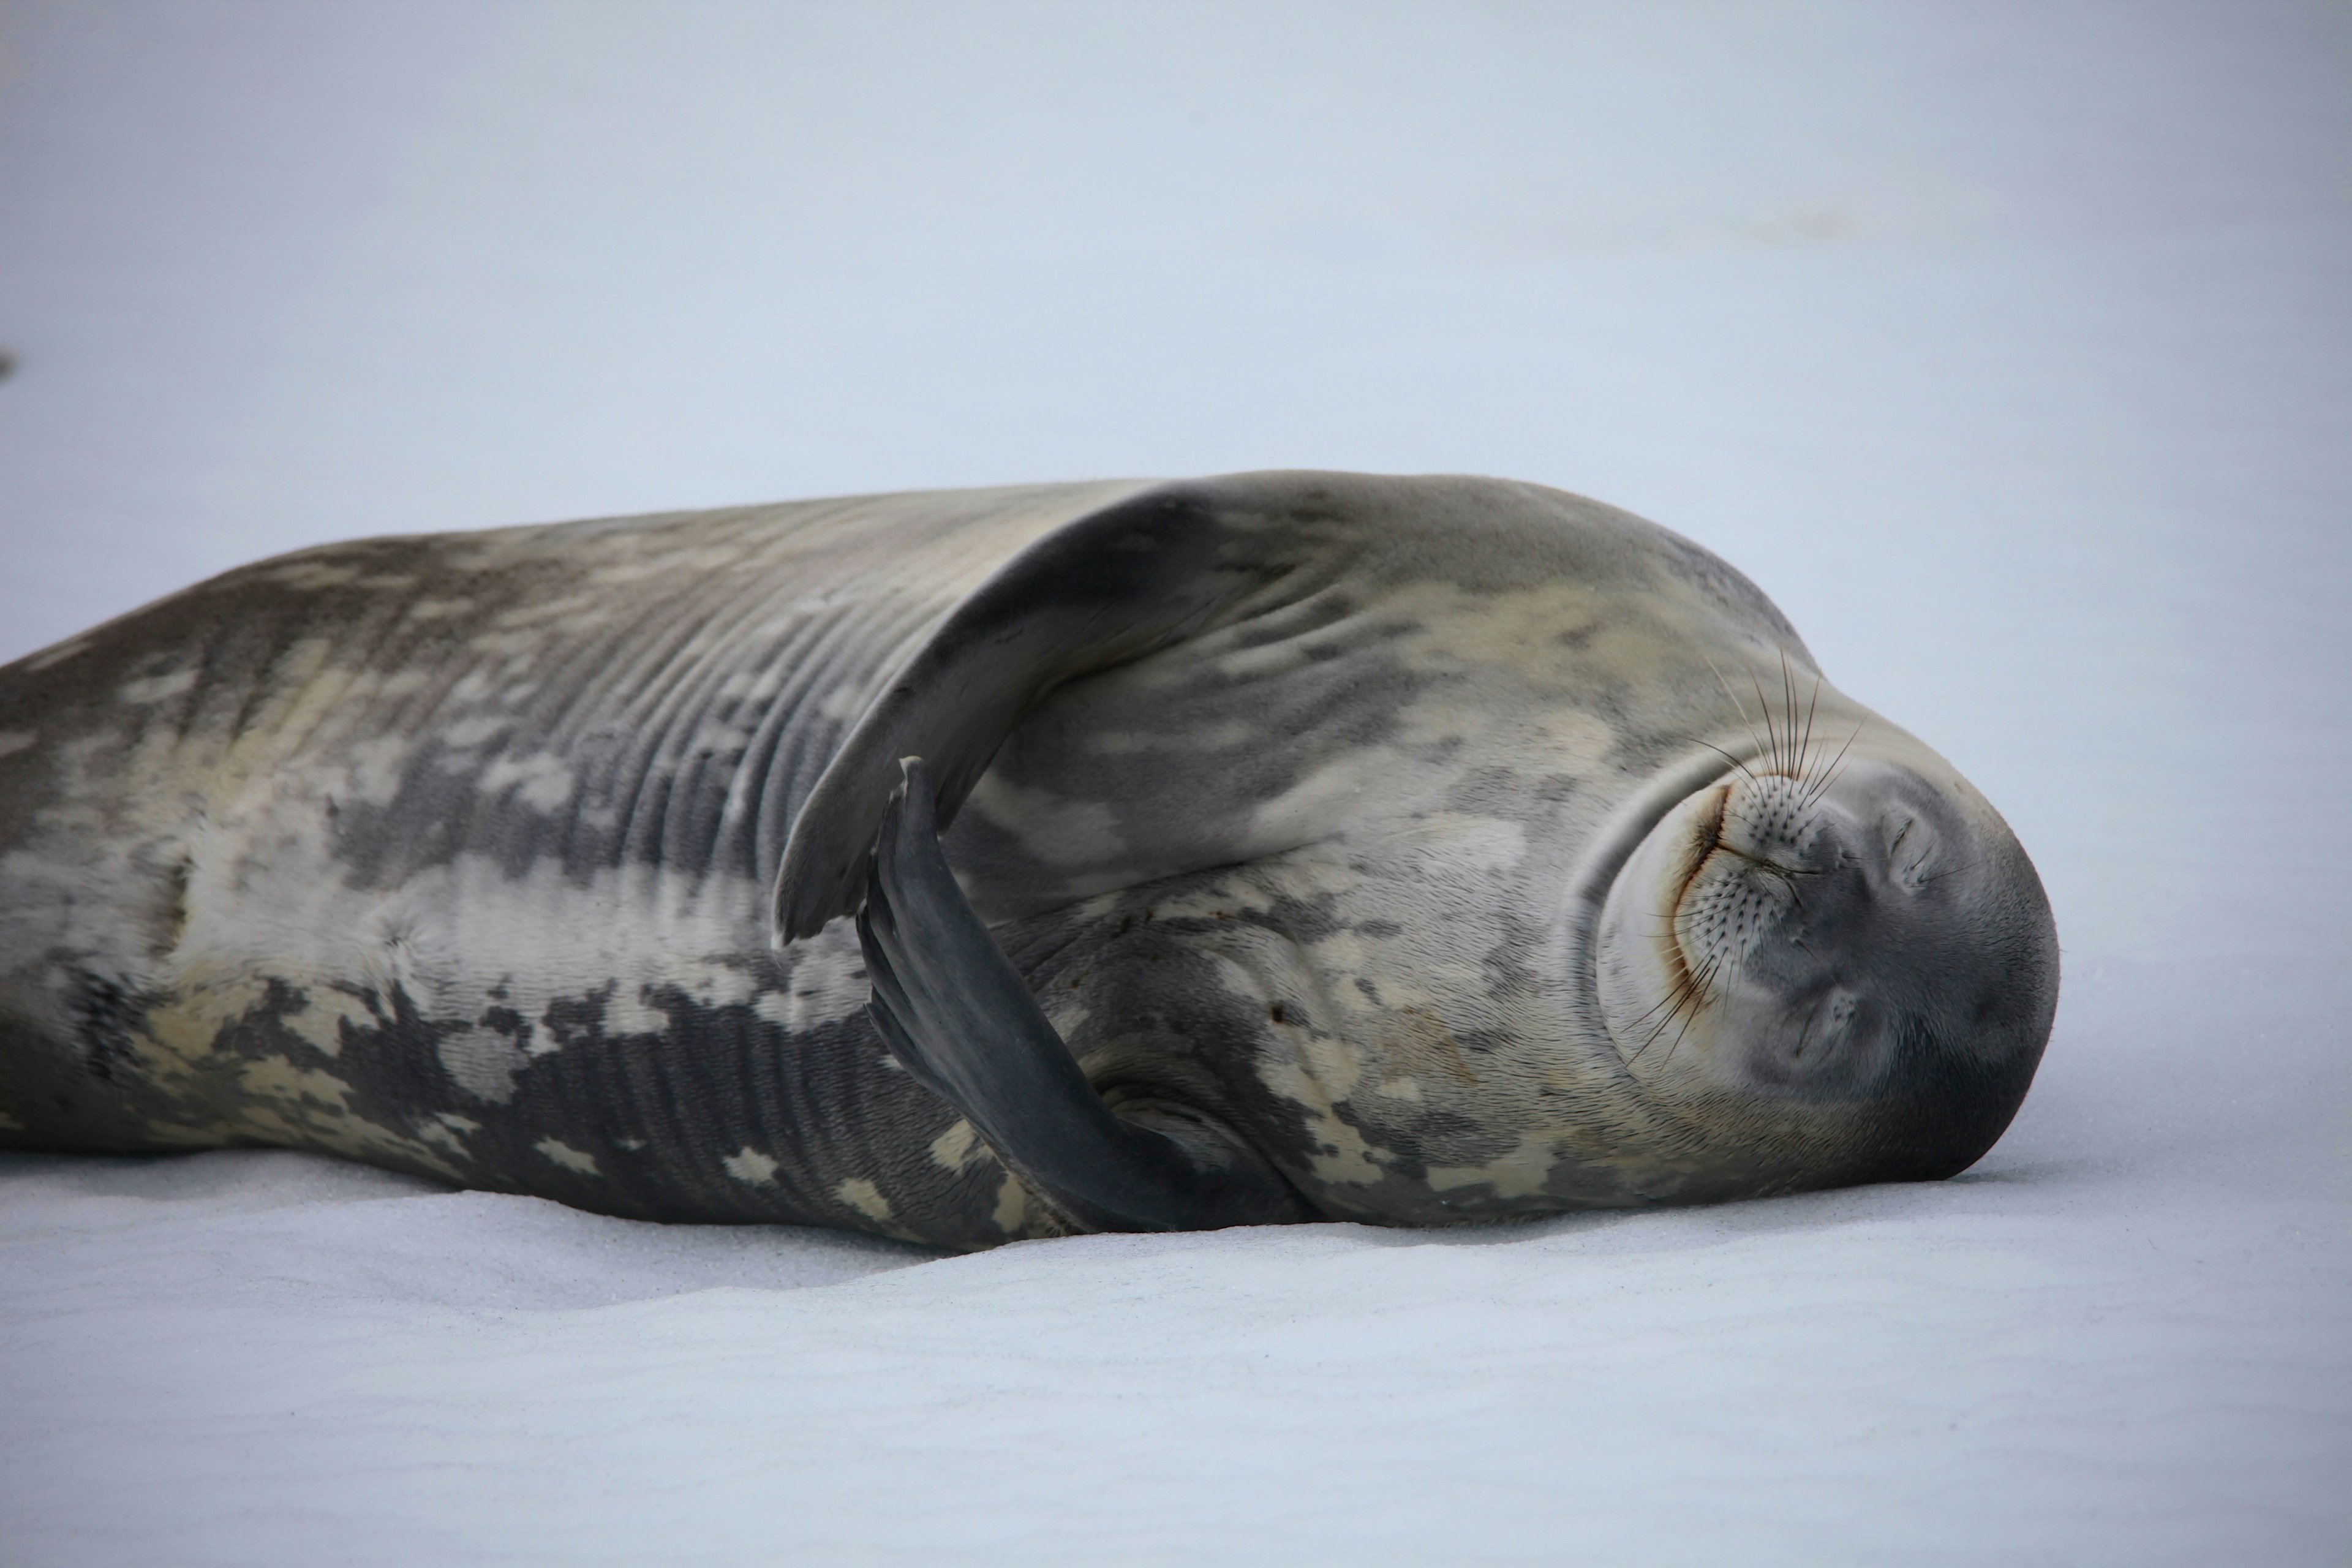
[0,473,2058,1248]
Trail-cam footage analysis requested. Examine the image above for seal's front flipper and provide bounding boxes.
[856,759,1312,1234]
[773,478,1355,943]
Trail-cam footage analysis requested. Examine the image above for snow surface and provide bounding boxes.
[1,2,2346,1562]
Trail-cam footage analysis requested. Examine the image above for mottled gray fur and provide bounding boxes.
[0,472,2057,1247]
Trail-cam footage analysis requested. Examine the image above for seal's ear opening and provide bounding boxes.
[770,480,1326,944]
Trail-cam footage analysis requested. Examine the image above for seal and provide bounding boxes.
[0,472,2059,1247]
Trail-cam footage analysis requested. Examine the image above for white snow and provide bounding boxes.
[1,2,2346,1562]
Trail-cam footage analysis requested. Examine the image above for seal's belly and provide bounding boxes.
[136,907,1038,1244]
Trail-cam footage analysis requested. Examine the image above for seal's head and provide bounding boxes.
[1591,734,2059,1194]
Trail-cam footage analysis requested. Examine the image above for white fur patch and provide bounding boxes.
[723,1147,779,1185]
[535,1137,600,1175]
[116,669,197,704]
[835,1177,892,1221]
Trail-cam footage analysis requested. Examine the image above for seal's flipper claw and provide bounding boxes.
[852,760,1312,1234]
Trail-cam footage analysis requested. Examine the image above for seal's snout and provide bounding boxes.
[1689,766,1958,1096]
[1595,753,2060,1188]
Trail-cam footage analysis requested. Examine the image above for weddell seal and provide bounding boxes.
[0,472,2059,1247]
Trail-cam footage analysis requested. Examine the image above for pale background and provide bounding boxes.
[1,3,2346,1563]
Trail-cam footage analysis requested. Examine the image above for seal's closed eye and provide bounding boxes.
[856,758,1313,1233]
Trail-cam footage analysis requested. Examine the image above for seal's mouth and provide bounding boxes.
[1565,751,1758,930]
[1585,748,1856,1077]
[1659,781,1733,1008]
[1558,744,1768,1030]
[1665,784,1730,918]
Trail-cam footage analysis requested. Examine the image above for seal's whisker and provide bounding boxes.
[1798,720,1864,812]
[1623,929,1720,1039]
[1703,654,1774,778]
[1779,653,1801,778]
[1749,665,1783,777]
[1622,956,1704,1032]
[1796,662,1821,784]
[1650,952,1722,1068]
[1697,739,1762,785]
[1626,948,1719,1068]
